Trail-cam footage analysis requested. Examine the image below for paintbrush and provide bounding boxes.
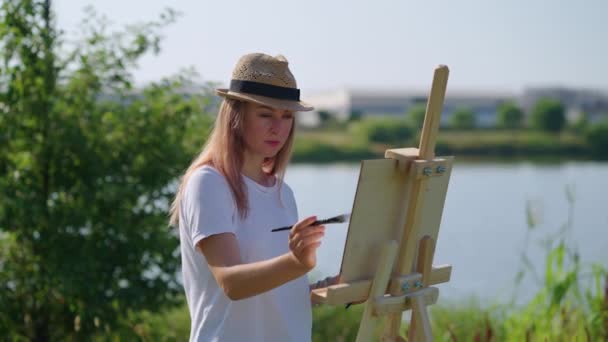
[271,213,351,232]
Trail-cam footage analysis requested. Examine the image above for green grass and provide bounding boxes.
[293,128,591,163]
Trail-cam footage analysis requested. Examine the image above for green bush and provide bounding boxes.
[431,299,506,341]
[312,305,369,341]
[585,120,608,158]
[449,107,477,129]
[349,117,414,145]
[0,3,197,339]
[497,101,524,129]
[292,140,375,163]
[406,104,427,129]
[531,98,566,133]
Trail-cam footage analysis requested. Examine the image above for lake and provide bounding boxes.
[284,160,608,305]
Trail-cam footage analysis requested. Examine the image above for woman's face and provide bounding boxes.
[242,101,294,159]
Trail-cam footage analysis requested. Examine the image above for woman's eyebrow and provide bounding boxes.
[256,105,275,111]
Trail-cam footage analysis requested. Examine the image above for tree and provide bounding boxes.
[585,119,608,158]
[497,101,524,129]
[406,104,426,129]
[318,110,333,124]
[530,98,566,133]
[0,1,211,339]
[449,107,476,130]
[349,109,362,122]
[350,117,413,145]
[570,111,589,134]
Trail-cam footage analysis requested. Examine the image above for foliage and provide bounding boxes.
[0,1,212,339]
[317,110,333,124]
[497,101,524,129]
[448,107,476,129]
[569,111,589,134]
[292,139,374,163]
[312,305,370,341]
[349,117,414,145]
[503,186,607,340]
[92,301,192,341]
[406,103,427,129]
[585,119,608,159]
[431,299,506,341]
[530,98,566,133]
[294,124,595,162]
[349,110,363,122]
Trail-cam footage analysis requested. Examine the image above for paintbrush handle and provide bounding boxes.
[271,217,339,232]
[271,226,293,232]
[271,220,320,232]
[271,214,349,232]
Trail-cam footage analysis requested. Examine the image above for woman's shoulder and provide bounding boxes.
[193,164,223,178]
[186,165,230,193]
[279,179,297,202]
[280,179,294,195]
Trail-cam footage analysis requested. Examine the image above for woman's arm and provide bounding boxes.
[197,216,325,301]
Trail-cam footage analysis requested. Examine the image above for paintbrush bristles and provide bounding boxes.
[316,213,350,225]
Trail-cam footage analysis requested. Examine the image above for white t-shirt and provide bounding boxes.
[179,165,312,342]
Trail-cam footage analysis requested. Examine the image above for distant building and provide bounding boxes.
[302,88,513,128]
[521,87,608,124]
[302,87,608,128]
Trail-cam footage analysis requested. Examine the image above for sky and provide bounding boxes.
[54,0,608,96]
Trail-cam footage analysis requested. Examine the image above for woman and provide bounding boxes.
[169,53,337,342]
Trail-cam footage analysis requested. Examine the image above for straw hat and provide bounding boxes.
[216,53,314,112]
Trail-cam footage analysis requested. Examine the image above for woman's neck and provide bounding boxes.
[241,153,273,186]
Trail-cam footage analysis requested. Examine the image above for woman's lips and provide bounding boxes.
[265,140,280,147]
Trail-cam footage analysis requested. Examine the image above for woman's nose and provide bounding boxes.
[269,118,281,132]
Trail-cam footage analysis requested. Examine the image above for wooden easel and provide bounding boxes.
[311,65,452,341]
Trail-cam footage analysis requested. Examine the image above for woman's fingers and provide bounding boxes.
[290,230,324,270]
[290,216,318,235]
[291,226,324,246]
[290,225,325,243]
[295,233,324,251]
[292,233,324,253]
[288,216,327,269]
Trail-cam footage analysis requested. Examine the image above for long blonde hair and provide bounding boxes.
[168,98,295,226]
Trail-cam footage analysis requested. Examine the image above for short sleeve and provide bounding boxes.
[282,183,299,222]
[182,167,237,247]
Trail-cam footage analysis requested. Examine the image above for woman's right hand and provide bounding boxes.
[288,216,325,271]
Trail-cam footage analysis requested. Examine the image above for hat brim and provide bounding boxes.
[216,89,314,112]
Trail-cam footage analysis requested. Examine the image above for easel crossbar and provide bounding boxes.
[311,264,451,305]
[372,287,439,316]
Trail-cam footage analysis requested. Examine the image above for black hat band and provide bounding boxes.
[230,80,300,101]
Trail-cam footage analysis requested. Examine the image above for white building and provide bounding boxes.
[302,87,608,128]
[521,87,608,124]
[302,88,514,128]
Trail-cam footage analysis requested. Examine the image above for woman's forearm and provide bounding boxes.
[219,252,309,301]
[199,217,324,301]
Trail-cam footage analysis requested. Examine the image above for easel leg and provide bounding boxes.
[382,315,406,342]
[408,295,433,342]
[356,240,398,342]
[408,236,436,342]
